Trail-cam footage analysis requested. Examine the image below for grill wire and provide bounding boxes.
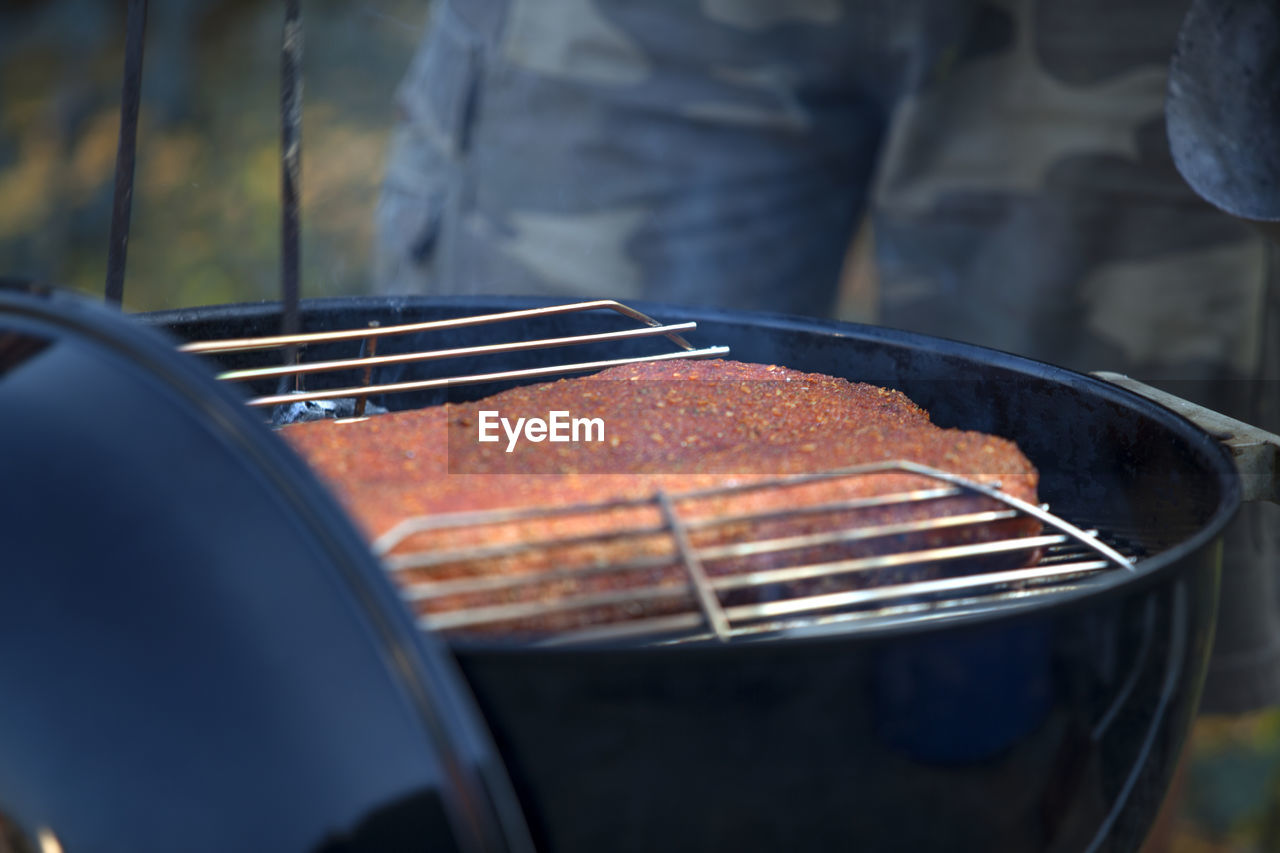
[183,302,1140,646]
[373,461,1139,647]
[180,300,729,409]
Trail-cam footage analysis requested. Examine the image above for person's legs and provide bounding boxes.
[375,0,970,315]
[873,0,1280,846]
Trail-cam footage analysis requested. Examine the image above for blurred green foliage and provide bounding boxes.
[0,0,425,312]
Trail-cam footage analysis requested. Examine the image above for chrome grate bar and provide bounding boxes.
[402,535,1082,633]
[547,557,1128,647]
[375,483,966,553]
[214,323,703,382]
[180,300,730,411]
[385,524,670,572]
[723,557,1099,621]
[695,509,1022,563]
[375,462,1138,644]
[180,300,700,353]
[706,533,1065,592]
[383,491,988,573]
[245,348,729,407]
[657,489,732,641]
[399,551,676,600]
[421,584,696,632]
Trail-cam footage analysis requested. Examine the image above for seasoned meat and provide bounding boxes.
[283,360,1041,637]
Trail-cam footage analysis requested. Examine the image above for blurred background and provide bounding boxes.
[3,2,1279,850]
[0,0,423,311]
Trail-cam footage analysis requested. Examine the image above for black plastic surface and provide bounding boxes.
[0,289,530,853]
[1167,0,1280,231]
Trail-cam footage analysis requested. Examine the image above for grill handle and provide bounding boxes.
[1093,371,1279,504]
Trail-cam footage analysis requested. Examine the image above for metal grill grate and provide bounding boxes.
[177,304,1145,644]
[373,461,1138,647]
[180,300,729,412]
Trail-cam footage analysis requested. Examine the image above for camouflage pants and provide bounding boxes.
[377,0,1280,712]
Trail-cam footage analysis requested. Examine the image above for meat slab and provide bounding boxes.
[282,360,1041,637]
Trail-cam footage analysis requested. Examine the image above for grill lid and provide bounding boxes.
[0,285,531,853]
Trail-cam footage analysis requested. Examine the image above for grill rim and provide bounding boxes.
[126,292,1228,849]
[142,293,1243,649]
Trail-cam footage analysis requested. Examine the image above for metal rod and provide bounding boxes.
[681,487,963,532]
[372,462,1139,645]
[216,322,701,381]
[375,493,668,553]
[375,471,951,555]
[696,509,1021,563]
[385,488,974,574]
[243,346,730,406]
[104,0,149,306]
[399,551,678,600]
[885,460,1135,569]
[379,476,951,545]
[419,584,695,631]
[392,510,1021,595]
[708,534,1068,593]
[373,464,996,556]
[420,553,1113,637]
[535,568,1115,647]
[722,558,1110,622]
[280,0,303,375]
[375,471,1001,558]
[354,322,378,417]
[178,300,698,354]
[540,564,1114,646]
[657,491,731,641]
[397,531,1066,615]
[386,523,671,572]
[398,520,1045,603]
[373,464,1121,565]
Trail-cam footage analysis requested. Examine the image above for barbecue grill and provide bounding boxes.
[6,280,1273,852]
[3,4,1279,851]
[169,298,1137,646]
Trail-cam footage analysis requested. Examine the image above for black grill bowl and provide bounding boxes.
[150,295,1238,853]
[0,288,534,853]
